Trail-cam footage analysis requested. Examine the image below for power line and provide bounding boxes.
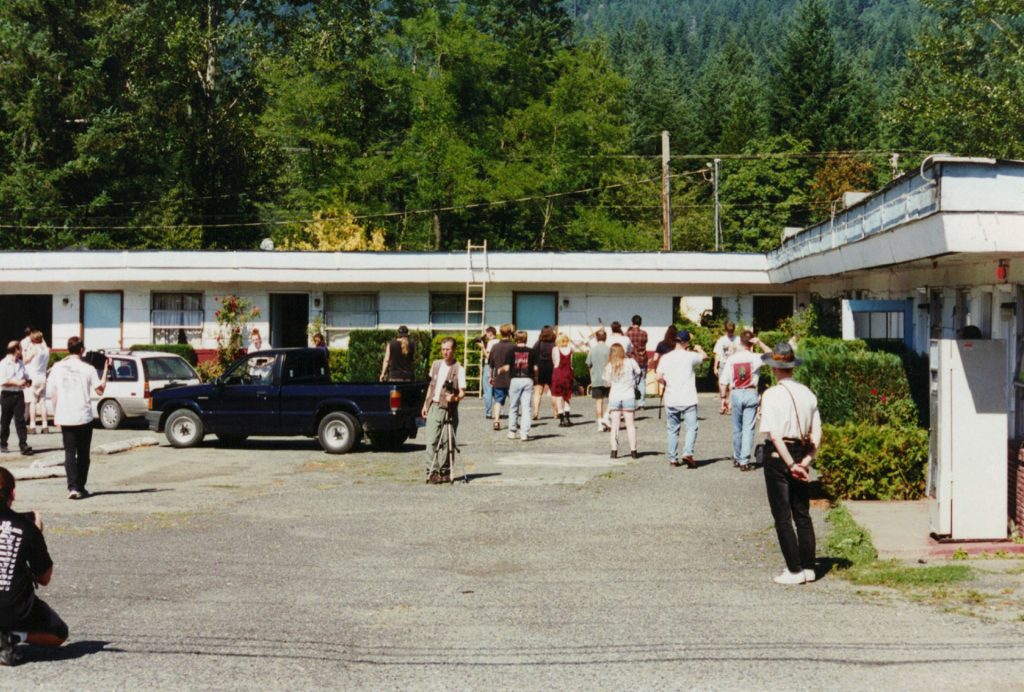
[0,168,708,233]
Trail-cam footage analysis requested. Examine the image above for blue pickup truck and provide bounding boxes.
[145,348,427,453]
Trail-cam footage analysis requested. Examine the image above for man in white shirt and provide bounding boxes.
[758,341,822,585]
[712,321,739,415]
[0,342,32,456]
[46,337,107,499]
[656,330,707,469]
[421,338,466,484]
[723,330,771,471]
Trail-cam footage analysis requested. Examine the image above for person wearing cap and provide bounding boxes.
[380,326,415,382]
[655,330,707,468]
[722,330,771,471]
[758,342,822,585]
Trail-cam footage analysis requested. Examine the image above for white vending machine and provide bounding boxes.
[928,339,1008,540]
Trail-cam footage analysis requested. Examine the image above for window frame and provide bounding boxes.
[151,292,204,346]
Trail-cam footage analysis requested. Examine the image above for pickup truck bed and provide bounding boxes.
[146,348,427,453]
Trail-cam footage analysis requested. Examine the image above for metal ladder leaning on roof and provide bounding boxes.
[463,240,488,396]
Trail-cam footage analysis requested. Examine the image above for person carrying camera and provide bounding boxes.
[421,338,466,484]
[0,466,69,666]
[0,341,33,457]
[46,337,107,500]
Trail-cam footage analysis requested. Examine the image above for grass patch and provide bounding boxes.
[845,560,973,587]
[826,505,877,567]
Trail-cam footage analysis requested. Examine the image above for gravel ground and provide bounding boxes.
[2,395,1023,690]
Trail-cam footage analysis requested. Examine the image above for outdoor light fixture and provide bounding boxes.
[62,296,70,306]
[562,298,570,308]
[314,297,322,308]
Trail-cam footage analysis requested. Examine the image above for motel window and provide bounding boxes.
[430,293,465,329]
[853,310,904,341]
[324,294,378,342]
[151,292,204,346]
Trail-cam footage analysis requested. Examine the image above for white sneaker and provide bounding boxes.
[773,570,806,585]
[507,431,517,440]
[803,569,816,583]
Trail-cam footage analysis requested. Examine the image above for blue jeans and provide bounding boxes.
[482,364,493,417]
[508,378,533,438]
[666,404,698,461]
[731,388,760,465]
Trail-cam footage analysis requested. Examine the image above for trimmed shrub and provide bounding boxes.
[129,343,198,366]
[795,349,914,425]
[755,330,786,348]
[347,329,431,382]
[816,422,929,500]
[572,351,590,388]
[327,348,349,383]
[797,336,867,356]
[48,351,68,368]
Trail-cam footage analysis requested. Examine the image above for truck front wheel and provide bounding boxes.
[165,409,205,448]
[318,412,360,454]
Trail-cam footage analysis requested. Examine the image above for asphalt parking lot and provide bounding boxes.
[3,395,1023,690]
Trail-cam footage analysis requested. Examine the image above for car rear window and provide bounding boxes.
[142,357,199,381]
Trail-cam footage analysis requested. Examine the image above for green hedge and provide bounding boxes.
[347,329,431,381]
[327,348,349,383]
[48,351,68,367]
[572,351,590,387]
[129,343,198,366]
[795,349,914,425]
[756,330,786,348]
[816,422,929,500]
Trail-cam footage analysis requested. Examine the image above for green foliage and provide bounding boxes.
[48,351,68,368]
[195,360,223,383]
[572,351,590,387]
[213,295,261,367]
[844,561,973,587]
[795,348,913,425]
[755,330,786,348]
[816,421,929,499]
[890,0,1024,158]
[346,329,431,382]
[327,348,349,383]
[128,344,198,366]
[825,505,878,567]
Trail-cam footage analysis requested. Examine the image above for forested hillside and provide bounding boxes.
[0,0,1020,254]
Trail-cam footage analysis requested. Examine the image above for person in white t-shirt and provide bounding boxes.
[46,337,107,500]
[758,341,821,586]
[23,331,50,434]
[656,330,707,469]
[712,322,739,415]
[722,330,771,471]
[605,321,633,356]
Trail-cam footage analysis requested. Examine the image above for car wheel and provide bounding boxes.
[369,431,408,451]
[318,411,360,454]
[98,399,124,430]
[216,435,248,447]
[165,409,205,448]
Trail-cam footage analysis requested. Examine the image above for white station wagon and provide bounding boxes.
[46,350,202,429]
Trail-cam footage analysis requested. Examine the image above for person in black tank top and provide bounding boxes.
[380,326,415,382]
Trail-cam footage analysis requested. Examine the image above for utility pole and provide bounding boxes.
[712,158,721,251]
[661,130,671,251]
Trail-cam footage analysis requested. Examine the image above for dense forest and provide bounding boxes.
[0,0,1021,253]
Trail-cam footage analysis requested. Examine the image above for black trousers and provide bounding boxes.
[763,449,816,573]
[0,390,28,449]
[62,424,94,492]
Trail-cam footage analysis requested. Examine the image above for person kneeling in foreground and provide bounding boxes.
[0,466,69,665]
[758,343,822,585]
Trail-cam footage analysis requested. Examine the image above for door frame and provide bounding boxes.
[80,290,124,350]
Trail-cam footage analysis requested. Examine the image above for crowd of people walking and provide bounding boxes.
[416,316,822,586]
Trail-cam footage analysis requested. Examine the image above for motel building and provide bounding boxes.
[2,155,1024,539]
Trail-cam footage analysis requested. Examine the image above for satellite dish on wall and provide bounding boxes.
[259,238,274,251]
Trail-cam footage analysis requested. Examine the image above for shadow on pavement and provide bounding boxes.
[83,488,173,499]
[26,640,117,662]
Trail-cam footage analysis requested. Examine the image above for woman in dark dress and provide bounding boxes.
[531,325,557,420]
[380,326,415,382]
[550,332,577,427]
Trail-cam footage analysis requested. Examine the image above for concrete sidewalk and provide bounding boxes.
[846,500,1024,560]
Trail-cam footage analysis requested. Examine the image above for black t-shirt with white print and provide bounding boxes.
[506,345,537,380]
[0,507,53,627]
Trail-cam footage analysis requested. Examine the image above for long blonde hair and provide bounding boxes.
[608,343,626,376]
